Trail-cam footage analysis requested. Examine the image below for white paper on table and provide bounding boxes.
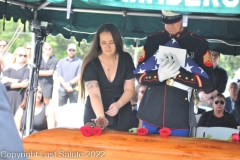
[156,45,187,67]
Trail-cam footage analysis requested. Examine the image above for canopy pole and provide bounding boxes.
[24,38,42,137]
[37,2,51,10]
[24,27,48,136]
[122,10,127,38]
[134,40,139,67]
[2,0,7,31]
[34,10,38,20]
[66,0,72,19]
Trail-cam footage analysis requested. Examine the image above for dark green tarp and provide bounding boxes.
[0,0,240,55]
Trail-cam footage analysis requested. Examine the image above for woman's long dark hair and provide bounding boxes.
[80,23,124,100]
[19,85,44,109]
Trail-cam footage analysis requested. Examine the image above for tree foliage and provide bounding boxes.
[219,54,240,79]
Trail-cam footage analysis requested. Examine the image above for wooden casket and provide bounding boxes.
[23,128,240,160]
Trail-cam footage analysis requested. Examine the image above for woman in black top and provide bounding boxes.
[14,85,55,138]
[80,24,135,131]
[2,47,29,115]
[197,93,237,129]
[38,42,58,105]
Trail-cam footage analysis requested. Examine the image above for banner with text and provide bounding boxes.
[87,0,240,14]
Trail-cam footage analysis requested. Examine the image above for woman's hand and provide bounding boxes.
[91,116,109,129]
[66,86,73,92]
[21,79,29,88]
[105,102,120,117]
[1,76,9,84]
[199,91,212,102]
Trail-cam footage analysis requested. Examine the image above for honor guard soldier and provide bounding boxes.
[136,10,214,136]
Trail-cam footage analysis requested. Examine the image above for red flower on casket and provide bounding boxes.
[159,127,171,137]
[232,133,240,143]
[137,127,148,136]
[80,126,93,137]
[92,126,102,136]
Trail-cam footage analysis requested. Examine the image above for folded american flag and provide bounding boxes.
[133,38,209,79]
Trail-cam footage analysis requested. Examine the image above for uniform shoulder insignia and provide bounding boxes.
[138,48,146,63]
[203,50,213,67]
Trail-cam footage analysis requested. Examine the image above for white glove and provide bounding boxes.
[158,53,180,82]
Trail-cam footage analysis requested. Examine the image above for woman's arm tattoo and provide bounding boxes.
[86,81,94,89]
[86,81,99,89]
[95,82,99,88]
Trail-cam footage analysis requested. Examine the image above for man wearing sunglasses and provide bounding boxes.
[57,43,83,106]
[197,93,237,129]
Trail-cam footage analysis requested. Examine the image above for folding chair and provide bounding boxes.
[196,127,239,140]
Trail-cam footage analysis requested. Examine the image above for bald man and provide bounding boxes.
[225,82,239,112]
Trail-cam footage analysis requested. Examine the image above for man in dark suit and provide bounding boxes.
[198,49,228,107]
[225,82,239,112]
[0,82,27,160]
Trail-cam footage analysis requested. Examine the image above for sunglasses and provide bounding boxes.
[26,48,31,50]
[214,100,225,105]
[18,54,27,58]
[68,49,76,52]
[139,90,145,94]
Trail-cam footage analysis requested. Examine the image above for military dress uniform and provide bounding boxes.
[136,28,214,136]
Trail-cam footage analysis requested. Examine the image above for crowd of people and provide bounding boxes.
[0,39,82,137]
[1,10,240,144]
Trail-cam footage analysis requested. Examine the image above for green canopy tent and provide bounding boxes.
[0,0,240,55]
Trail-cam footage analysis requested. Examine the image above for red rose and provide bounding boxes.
[92,126,102,136]
[232,133,240,142]
[159,127,171,137]
[137,127,148,136]
[80,126,93,137]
